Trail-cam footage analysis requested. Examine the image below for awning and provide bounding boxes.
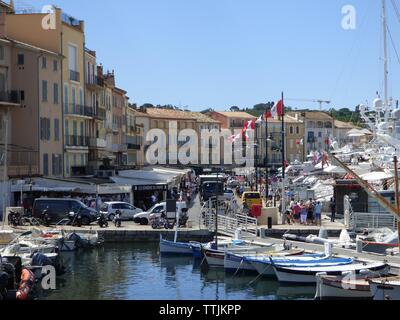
[360,171,394,181]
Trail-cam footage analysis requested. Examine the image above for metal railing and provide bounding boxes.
[0,91,22,104]
[204,211,258,237]
[69,70,80,82]
[65,104,93,117]
[350,212,398,231]
[65,135,89,147]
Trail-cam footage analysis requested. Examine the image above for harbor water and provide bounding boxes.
[38,243,315,300]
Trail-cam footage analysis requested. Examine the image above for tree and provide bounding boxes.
[230,106,241,112]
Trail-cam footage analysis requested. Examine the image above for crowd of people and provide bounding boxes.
[283,197,336,226]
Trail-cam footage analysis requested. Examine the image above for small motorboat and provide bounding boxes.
[203,241,275,268]
[160,237,194,255]
[274,261,388,285]
[246,254,335,277]
[369,276,400,300]
[315,269,391,300]
[224,248,305,274]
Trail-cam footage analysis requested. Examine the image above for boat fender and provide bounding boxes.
[16,269,35,301]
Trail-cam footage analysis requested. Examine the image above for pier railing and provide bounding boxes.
[350,212,398,231]
[203,212,258,237]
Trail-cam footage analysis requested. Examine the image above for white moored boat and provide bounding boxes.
[274,262,388,284]
[224,248,305,274]
[369,276,400,300]
[159,237,194,255]
[315,268,391,300]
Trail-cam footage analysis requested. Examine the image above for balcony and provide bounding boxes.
[0,91,22,104]
[69,70,80,82]
[89,138,107,149]
[93,108,106,121]
[65,104,94,118]
[86,75,104,89]
[65,135,89,147]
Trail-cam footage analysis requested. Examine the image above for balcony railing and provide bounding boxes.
[0,91,22,104]
[86,75,104,87]
[125,136,141,150]
[69,70,80,82]
[93,108,106,120]
[65,104,94,117]
[65,135,89,147]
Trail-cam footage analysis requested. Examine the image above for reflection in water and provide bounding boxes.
[40,244,314,300]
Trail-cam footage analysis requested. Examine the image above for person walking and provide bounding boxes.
[300,201,307,225]
[314,201,322,226]
[330,197,336,223]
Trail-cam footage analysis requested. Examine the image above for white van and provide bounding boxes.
[133,201,188,225]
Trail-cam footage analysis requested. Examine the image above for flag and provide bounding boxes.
[242,120,255,141]
[264,109,272,120]
[255,115,263,124]
[271,100,284,118]
[229,132,242,143]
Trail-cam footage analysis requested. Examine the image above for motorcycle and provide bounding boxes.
[68,211,83,227]
[150,211,170,230]
[97,213,108,228]
[41,209,52,227]
[8,210,22,227]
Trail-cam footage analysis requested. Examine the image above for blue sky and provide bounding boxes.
[15,0,400,111]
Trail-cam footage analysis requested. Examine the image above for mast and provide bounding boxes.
[382,0,389,111]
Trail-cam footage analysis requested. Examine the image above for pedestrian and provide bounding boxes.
[292,201,301,224]
[300,201,307,225]
[306,198,315,225]
[151,193,157,206]
[330,197,336,222]
[314,201,322,226]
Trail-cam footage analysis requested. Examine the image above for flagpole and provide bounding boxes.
[281,92,286,223]
[265,113,269,200]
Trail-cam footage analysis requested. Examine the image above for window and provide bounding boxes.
[17,54,24,65]
[52,154,62,176]
[289,126,294,134]
[318,132,322,138]
[20,91,25,101]
[0,46,4,60]
[42,80,48,102]
[68,45,77,71]
[40,118,51,140]
[64,84,69,113]
[54,119,59,141]
[296,126,300,134]
[42,57,47,69]
[43,154,49,175]
[53,83,59,104]
[53,60,58,72]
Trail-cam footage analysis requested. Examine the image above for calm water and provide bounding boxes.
[39,243,315,300]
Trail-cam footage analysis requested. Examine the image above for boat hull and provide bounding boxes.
[275,263,389,285]
[160,239,194,255]
[224,252,257,274]
[370,278,400,300]
[315,275,373,300]
[204,249,225,268]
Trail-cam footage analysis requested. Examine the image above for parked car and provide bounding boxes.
[100,202,143,221]
[133,201,188,225]
[227,179,240,188]
[223,188,235,201]
[32,198,99,225]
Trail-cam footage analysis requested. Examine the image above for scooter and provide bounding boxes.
[150,211,170,230]
[97,213,108,228]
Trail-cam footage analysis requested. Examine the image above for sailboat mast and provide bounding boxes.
[382,0,389,108]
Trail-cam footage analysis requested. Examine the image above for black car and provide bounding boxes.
[32,198,99,225]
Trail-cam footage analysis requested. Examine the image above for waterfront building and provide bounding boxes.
[256,115,305,169]
[289,111,334,155]
[334,120,362,148]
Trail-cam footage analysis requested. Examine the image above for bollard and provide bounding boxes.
[268,217,273,230]
[260,228,266,239]
[356,239,363,253]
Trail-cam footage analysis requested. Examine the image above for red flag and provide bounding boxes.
[275,100,284,117]
[242,120,255,141]
[264,110,272,119]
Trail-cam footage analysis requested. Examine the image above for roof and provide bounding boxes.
[214,111,256,119]
[0,37,60,57]
[185,111,221,124]
[334,120,358,129]
[290,111,333,121]
[266,115,303,124]
[145,108,194,120]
